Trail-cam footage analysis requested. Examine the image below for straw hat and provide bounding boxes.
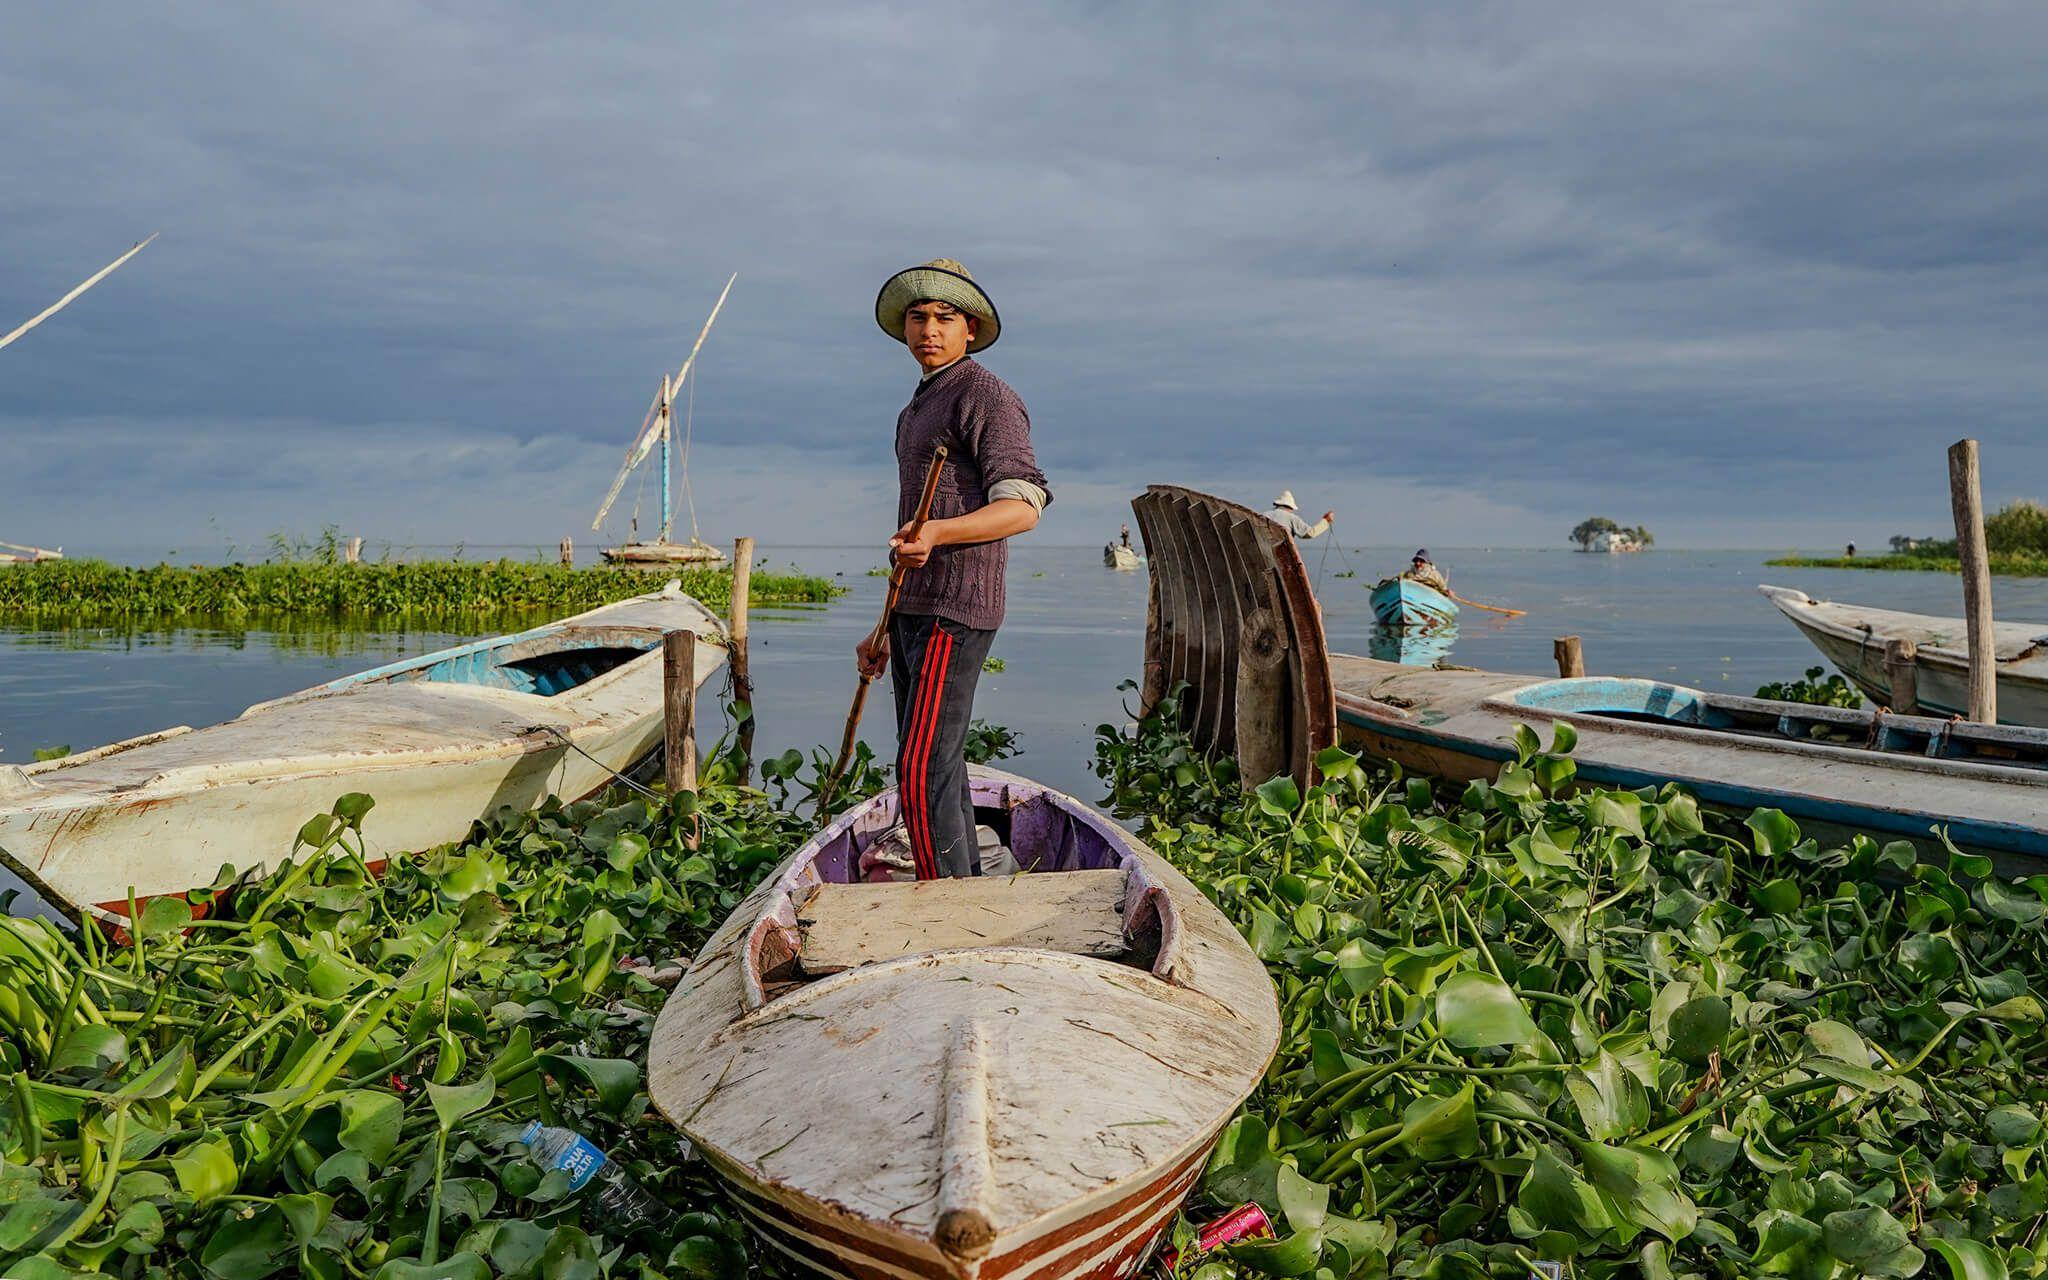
[1272,490,1298,510]
[876,259,1001,353]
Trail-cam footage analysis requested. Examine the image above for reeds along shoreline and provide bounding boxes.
[0,558,841,620]
[1766,552,2048,576]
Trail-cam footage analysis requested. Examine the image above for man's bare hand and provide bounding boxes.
[890,520,940,569]
[856,630,889,679]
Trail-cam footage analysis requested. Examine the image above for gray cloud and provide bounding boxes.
[5,2,2048,553]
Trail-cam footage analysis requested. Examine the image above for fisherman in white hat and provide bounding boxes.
[855,259,1050,879]
[1264,490,1334,541]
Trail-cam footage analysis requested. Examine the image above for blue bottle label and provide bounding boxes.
[523,1122,608,1191]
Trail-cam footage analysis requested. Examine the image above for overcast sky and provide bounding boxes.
[6,2,2047,554]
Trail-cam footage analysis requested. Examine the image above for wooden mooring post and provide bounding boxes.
[730,536,756,784]
[1554,635,1585,678]
[1884,638,1920,714]
[559,537,574,566]
[664,630,698,795]
[1948,439,1997,723]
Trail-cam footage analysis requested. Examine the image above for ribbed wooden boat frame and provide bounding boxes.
[1129,486,1336,788]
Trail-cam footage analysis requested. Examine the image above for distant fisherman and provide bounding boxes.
[1402,549,1450,593]
[856,259,1050,879]
[1265,490,1334,541]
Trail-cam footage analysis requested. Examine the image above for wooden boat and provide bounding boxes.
[1759,584,2048,726]
[593,276,737,569]
[1333,653,2048,863]
[1367,577,1457,628]
[648,767,1280,1280]
[1103,543,1142,570]
[0,584,725,922]
[1366,622,1457,667]
[0,542,61,564]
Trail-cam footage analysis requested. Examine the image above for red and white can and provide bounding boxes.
[1157,1203,1274,1272]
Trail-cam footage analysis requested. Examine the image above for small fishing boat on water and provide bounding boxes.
[1104,543,1142,569]
[1333,654,2048,863]
[1368,577,1457,628]
[1759,583,2048,726]
[0,583,725,922]
[0,542,62,564]
[648,767,1280,1280]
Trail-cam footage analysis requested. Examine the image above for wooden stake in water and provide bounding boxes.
[1885,638,1920,715]
[664,630,698,796]
[1554,635,1585,678]
[731,536,756,784]
[818,447,949,815]
[1948,439,1997,723]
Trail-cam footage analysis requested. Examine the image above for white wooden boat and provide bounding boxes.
[648,767,1279,1280]
[1759,584,2048,725]
[1333,653,2048,864]
[1103,543,1142,570]
[0,584,725,922]
[601,538,728,568]
[0,541,62,564]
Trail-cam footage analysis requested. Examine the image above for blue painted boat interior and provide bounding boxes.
[1508,676,2048,772]
[318,625,656,698]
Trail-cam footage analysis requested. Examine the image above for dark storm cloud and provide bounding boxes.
[5,2,2048,549]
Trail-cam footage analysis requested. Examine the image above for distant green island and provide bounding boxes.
[1767,499,2048,577]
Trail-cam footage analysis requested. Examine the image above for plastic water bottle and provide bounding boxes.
[520,1121,670,1233]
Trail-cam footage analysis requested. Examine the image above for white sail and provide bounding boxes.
[590,273,738,532]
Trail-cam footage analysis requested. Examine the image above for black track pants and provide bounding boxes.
[890,611,996,879]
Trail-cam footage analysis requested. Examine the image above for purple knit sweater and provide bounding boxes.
[893,358,1050,630]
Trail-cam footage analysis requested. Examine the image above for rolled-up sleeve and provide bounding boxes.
[973,384,1052,510]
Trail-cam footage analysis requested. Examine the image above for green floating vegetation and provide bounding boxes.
[1765,552,2048,577]
[0,559,840,622]
[1773,499,2048,576]
[1100,691,2048,1279]
[1756,666,1863,709]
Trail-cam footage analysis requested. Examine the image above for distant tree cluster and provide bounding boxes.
[1883,500,2048,559]
[1570,518,1653,551]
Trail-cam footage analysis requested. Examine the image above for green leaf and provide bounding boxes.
[113,1039,189,1103]
[171,1136,238,1203]
[1516,1145,1609,1236]
[1577,1141,1697,1242]
[1565,1049,1650,1140]
[536,1055,639,1116]
[1255,777,1301,817]
[1512,724,1541,763]
[1747,808,1802,855]
[487,1220,554,1276]
[1203,1114,1285,1212]
[1804,1019,1871,1065]
[1226,1229,1324,1277]
[199,1202,293,1280]
[1928,1237,2009,1280]
[605,832,650,872]
[425,1074,494,1131]
[1666,995,1730,1067]
[1585,792,1644,839]
[1434,972,1538,1050]
[49,1025,128,1077]
[1822,1206,1923,1278]
[370,1256,491,1280]
[1754,878,1802,914]
[539,1224,600,1280]
[136,895,194,939]
[1395,1084,1480,1160]
[1550,721,1578,755]
[337,1090,404,1167]
[1275,1164,1329,1234]
[332,793,376,826]
[1246,909,1288,961]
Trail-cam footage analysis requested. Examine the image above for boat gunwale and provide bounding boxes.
[1759,584,2048,677]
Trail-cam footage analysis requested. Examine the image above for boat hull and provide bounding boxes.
[1103,545,1142,570]
[0,588,725,921]
[648,768,1279,1280]
[600,540,727,567]
[1333,654,2048,866]
[1368,578,1458,628]
[1759,584,2048,726]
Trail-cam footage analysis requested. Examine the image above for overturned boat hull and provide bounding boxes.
[0,585,726,921]
[648,768,1279,1280]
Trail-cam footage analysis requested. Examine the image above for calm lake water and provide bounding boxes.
[7,545,2048,814]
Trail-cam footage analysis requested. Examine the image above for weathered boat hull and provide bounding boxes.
[600,539,728,567]
[1367,578,1457,628]
[1333,654,2048,864]
[0,586,726,921]
[1759,584,2048,726]
[1103,544,1142,570]
[648,768,1280,1280]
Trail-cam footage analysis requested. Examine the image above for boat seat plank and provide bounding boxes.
[795,868,1130,975]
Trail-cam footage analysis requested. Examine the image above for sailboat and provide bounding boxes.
[593,274,738,568]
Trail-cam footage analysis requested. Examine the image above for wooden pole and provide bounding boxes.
[344,536,363,565]
[1884,638,1920,715]
[559,537,574,566]
[663,630,698,796]
[730,536,756,784]
[1948,439,1997,724]
[1554,635,1585,678]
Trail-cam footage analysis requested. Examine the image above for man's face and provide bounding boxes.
[904,301,977,372]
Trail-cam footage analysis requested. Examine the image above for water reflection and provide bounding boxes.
[1367,622,1459,666]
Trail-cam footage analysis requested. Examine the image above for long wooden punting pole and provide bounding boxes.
[817,447,948,815]
[0,234,157,353]
[730,536,756,784]
[1948,439,1997,724]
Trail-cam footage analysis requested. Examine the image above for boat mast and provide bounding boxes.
[659,374,674,544]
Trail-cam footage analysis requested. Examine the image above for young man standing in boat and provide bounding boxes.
[857,259,1050,879]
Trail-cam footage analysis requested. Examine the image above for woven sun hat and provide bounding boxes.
[1272,490,1298,510]
[875,258,1001,354]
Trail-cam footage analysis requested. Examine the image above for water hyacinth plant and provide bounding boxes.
[1100,689,2048,1280]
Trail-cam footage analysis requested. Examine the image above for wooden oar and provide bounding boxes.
[1446,590,1525,618]
[816,446,949,815]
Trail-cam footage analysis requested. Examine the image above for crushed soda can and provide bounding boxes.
[1157,1202,1273,1271]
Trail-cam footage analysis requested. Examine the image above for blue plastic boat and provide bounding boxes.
[1369,577,1458,628]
